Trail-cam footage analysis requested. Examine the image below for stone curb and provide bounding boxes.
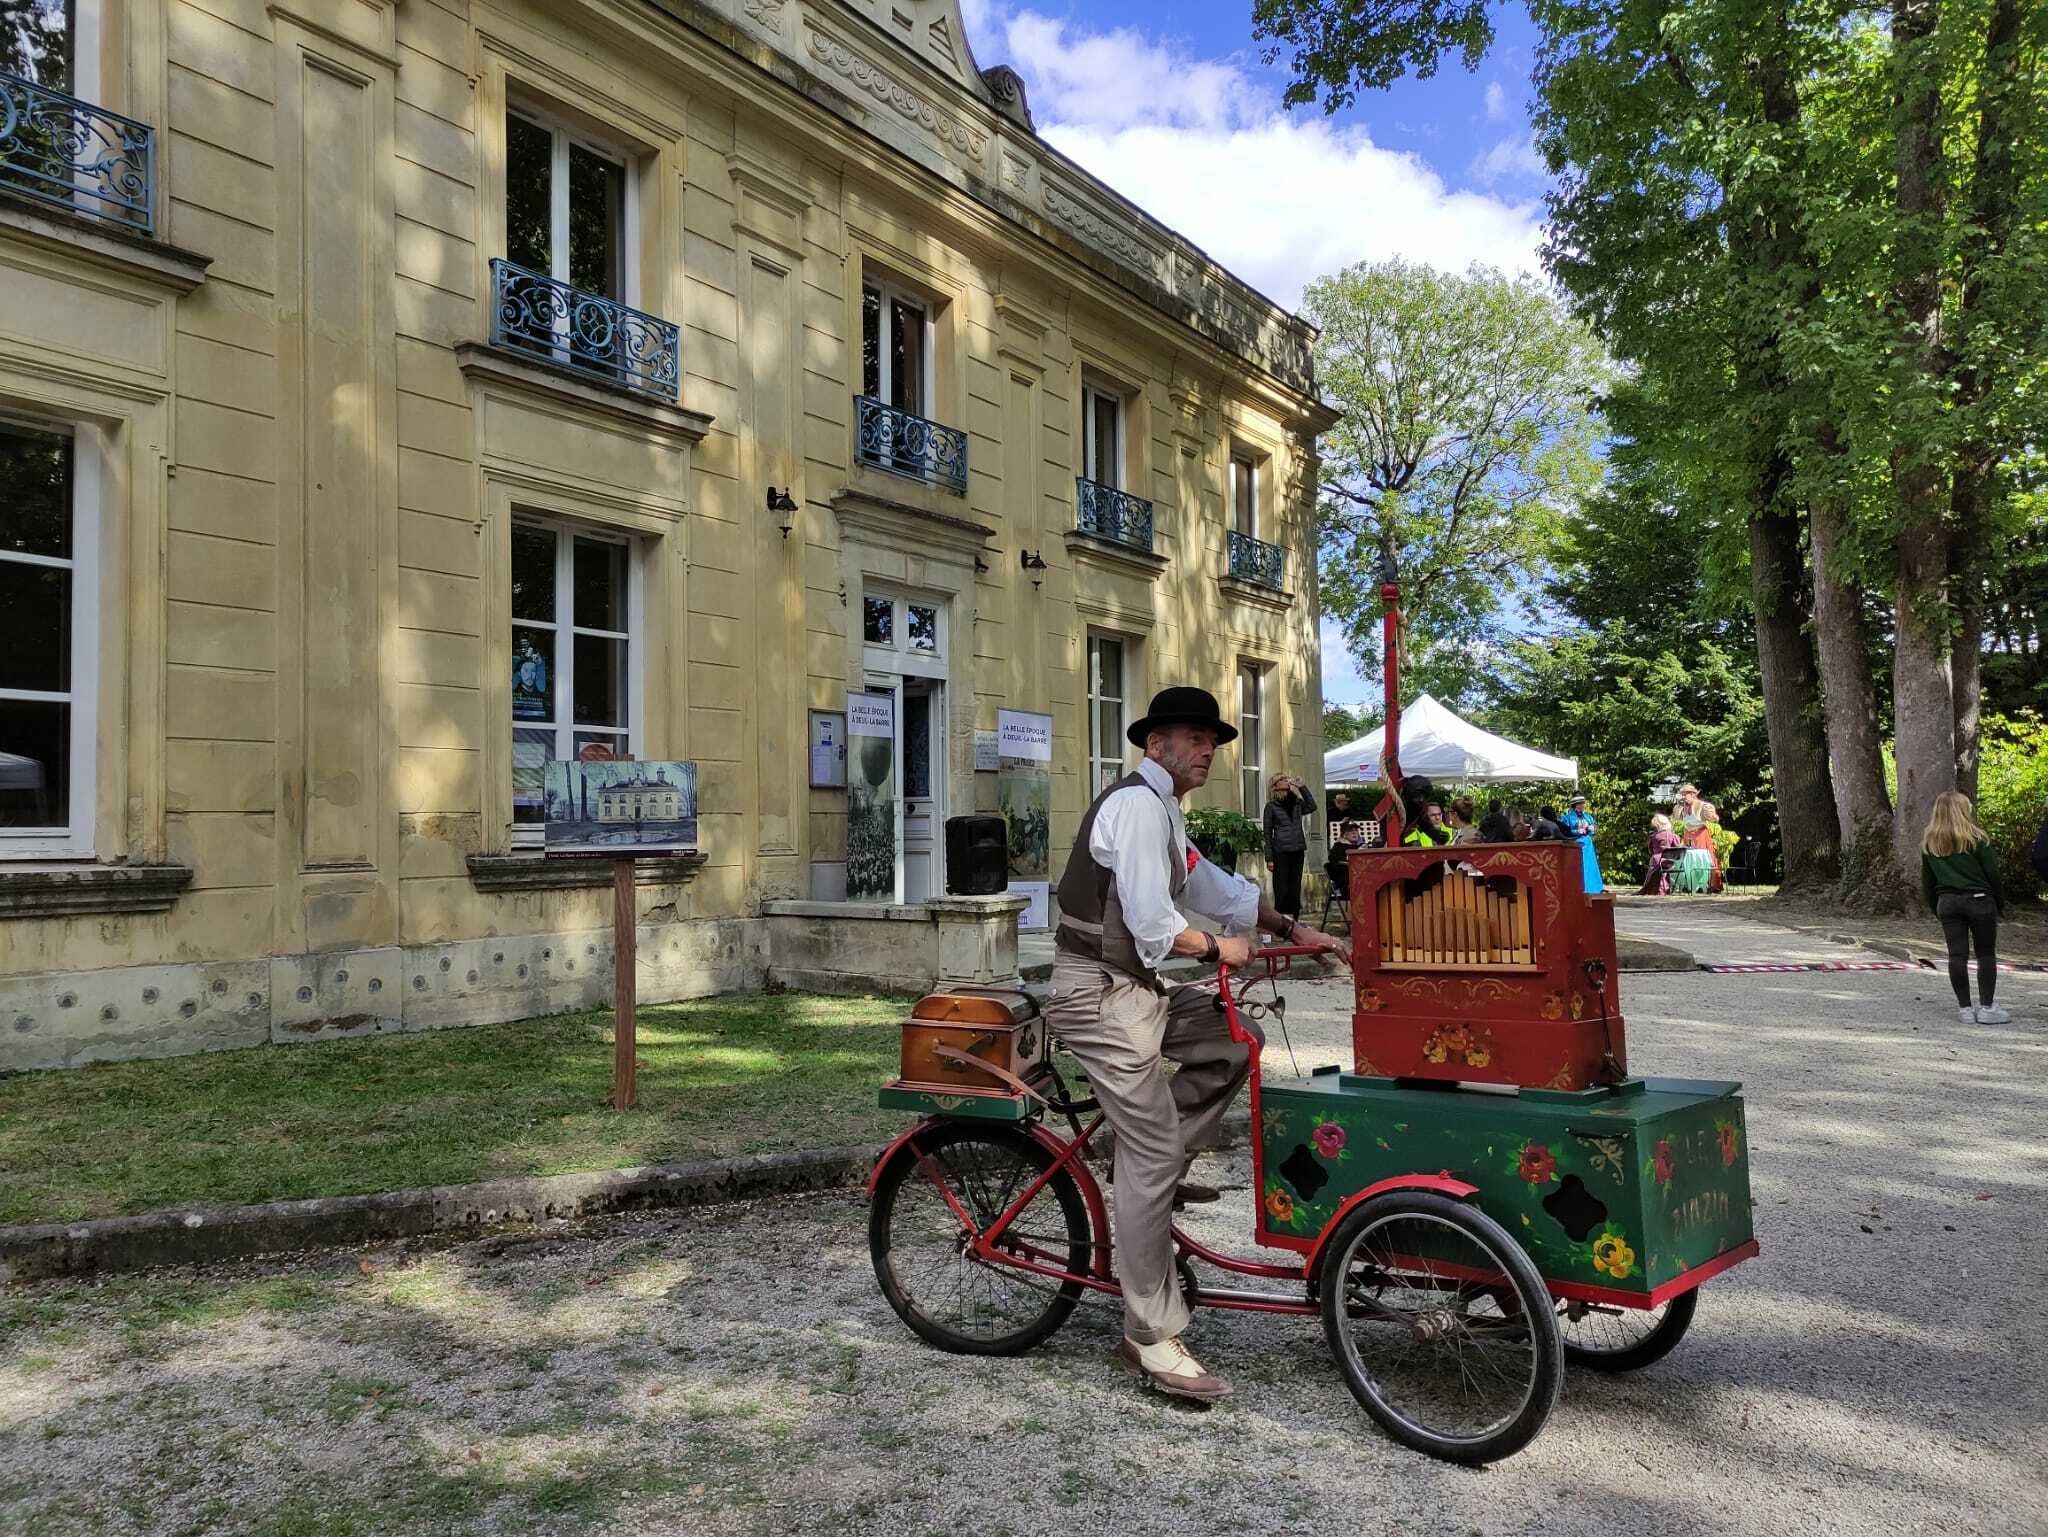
[1716,907,1939,967]
[0,1145,882,1287]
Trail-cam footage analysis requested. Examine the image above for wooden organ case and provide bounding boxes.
[1347,841,1628,1091]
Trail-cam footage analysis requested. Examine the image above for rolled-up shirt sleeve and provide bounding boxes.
[1088,789,1188,970]
[1185,854,1260,935]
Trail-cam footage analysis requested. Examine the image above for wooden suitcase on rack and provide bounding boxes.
[897,989,1048,1095]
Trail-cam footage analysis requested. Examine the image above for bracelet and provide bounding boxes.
[1201,932,1220,962]
[1277,917,1298,942]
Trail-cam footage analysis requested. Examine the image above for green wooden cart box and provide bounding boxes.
[1259,1071,1756,1302]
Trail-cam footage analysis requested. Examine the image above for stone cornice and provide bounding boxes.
[467,852,708,892]
[0,191,212,296]
[634,0,1321,404]
[454,343,716,443]
[0,864,193,918]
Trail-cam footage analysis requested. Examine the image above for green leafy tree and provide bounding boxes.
[1323,702,1374,751]
[1305,260,1609,714]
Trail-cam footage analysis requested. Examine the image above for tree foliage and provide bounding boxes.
[1305,259,1609,713]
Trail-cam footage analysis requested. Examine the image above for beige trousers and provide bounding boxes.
[1045,956,1265,1344]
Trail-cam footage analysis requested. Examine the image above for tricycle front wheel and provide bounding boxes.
[1317,1191,1563,1465]
[1559,1287,1698,1372]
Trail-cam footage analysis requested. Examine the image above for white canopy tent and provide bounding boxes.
[1323,695,1577,787]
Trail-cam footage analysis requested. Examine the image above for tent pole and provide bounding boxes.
[1376,558,1405,843]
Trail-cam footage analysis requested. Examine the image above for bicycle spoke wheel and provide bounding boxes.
[1560,1286,1697,1372]
[1318,1191,1562,1464]
[869,1123,1090,1356]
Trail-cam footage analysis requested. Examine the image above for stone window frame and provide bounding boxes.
[0,411,101,859]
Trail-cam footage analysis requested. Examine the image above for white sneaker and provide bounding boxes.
[1976,1004,2011,1024]
[1957,1006,1978,1024]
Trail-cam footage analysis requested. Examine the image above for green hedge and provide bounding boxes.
[1977,712,2048,899]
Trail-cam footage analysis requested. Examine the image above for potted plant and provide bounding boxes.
[1185,806,1264,873]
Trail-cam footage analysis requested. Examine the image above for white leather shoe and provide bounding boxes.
[1976,1004,2011,1024]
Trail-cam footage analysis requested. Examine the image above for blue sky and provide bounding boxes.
[957,1,1554,711]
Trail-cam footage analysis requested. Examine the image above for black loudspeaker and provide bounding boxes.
[946,814,1008,896]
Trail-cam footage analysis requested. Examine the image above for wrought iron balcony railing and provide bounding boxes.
[489,259,680,399]
[1075,476,1154,553]
[0,68,154,232]
[854,395,968,495]
[1227,528,1287,591]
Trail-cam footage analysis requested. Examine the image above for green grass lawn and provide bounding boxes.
[0,993,914,1226]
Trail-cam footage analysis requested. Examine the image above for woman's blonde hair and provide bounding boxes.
[1268,773,1291,797]
[1650,813,1671,832]
[1922,791,1988,857]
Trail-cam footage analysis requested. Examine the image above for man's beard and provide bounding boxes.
[1157,743,1208,786]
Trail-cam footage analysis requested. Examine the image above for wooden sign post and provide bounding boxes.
[612,855,638,1111]
[541,755,698,1115]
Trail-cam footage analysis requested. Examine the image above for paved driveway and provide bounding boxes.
[1,914,2042,1536]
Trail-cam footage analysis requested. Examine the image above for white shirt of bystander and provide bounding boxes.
[1088,757,1262,970]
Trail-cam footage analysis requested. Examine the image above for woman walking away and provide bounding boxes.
[1262,773,1317,918]
[1559,793,1604,895]
[1921,791,2007,1024]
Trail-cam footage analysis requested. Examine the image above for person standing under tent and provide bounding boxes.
[1559,793,1604,894]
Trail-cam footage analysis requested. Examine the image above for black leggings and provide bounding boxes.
[1271,850,1305,917]
[1935,892,1998,1007]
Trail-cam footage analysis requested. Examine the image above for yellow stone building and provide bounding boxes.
[0,0,1335,1068]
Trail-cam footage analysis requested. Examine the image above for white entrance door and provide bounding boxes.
[902,678,944,902]
[860,588,949,904]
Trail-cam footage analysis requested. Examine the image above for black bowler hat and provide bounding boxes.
[1127,686,1238,749]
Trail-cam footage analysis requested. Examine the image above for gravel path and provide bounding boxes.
[2,914,2043,1537]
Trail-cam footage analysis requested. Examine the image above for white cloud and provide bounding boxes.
[980,9,1544,309]
[1484,80,1508,121]
[1321,619,1379,712]
[1470,134,1547,186]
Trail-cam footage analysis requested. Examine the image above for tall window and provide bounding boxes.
[1087,635,1128,794]
[2,1,90,93]
[505,106,631,301]
[1237,662,1264,818]
[511,519,637,837]
[1230,452,1258,537]
[0,418,96,856]
[1082,385,1123,488]
[861,281,933,415]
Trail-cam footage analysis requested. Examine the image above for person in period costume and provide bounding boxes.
[1262,773,1318,918]
[1639,813,1682,895]
[1048,687,1350,1403]
[1921,791,2008,1024]
[1680,801,1724,893]
[1558,793,1604,895]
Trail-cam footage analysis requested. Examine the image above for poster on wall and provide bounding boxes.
[847,690,897,900]
[809,709,847,789]
[543,760,698,854]
[997,708,1053,930]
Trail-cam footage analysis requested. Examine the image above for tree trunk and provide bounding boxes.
[1748,495,1841,894]
[1948,0,2023,800]
[1807,485,1899,906]
[1888,0,1956,879]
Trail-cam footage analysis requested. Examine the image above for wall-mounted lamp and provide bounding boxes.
[974,555,990,575]
[1020,548,1047,589]
[767,486,799,537]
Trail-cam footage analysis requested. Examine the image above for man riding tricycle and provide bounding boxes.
[866,686,1758,1464]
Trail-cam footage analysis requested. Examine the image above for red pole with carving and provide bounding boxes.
[1376,563,1405,845]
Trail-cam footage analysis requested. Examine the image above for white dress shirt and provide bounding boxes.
[1088,757,1263,970]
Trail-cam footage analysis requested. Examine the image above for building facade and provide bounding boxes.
[0,0,1335,1069]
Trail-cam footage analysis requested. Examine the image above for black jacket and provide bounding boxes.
[1263,788,1317,855]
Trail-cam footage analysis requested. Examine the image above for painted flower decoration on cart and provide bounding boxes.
[1650,1139,1675,1190]
[1590,1229,1636,1280]
[1264,1185,1295,1225]
[1515,1141,1557,1186]
[1311,1118,1347,1159]
[1715,1119,1741,1168]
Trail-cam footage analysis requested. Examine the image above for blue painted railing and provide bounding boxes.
[490,258,680,399]
[1075,476,1154,552]
[855,395,968,495]
[1228,528,1286,590]
[0,68,154,232]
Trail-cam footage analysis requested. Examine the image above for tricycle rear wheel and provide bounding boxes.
[870,1122,1091,1357]
[1559,1287,1698,1372]
[1317,1191,1563,1465]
